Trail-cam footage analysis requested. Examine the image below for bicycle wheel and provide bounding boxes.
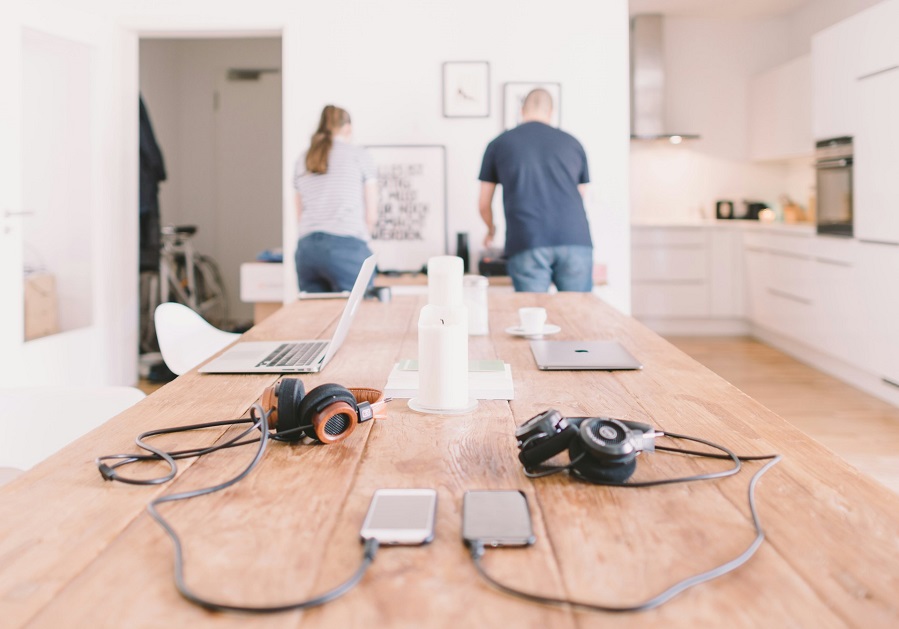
[192,254,228,328]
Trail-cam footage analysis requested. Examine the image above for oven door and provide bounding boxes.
[816,158,853,236]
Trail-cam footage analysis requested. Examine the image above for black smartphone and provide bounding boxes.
[462,490,536,547]
[359,488,438,545]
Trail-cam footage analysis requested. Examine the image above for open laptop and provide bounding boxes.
[199,255,376,374]
[529,340,643,371]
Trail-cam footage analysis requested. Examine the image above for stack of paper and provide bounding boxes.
[384,360,514,400]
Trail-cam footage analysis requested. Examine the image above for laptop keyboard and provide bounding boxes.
[256,341,329,368]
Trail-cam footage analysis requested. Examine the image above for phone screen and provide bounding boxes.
[360,489,437,545]
[462,490,535,547]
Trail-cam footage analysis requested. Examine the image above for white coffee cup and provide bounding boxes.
[518,307,547,335]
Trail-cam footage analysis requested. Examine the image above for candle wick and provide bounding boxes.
[440,319,445,324]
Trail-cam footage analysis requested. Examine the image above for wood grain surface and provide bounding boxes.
[2,293,898,628]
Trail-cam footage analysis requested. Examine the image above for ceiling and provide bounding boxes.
[629,0,810,19]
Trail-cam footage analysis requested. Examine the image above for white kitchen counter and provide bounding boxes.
[632,219,816,235]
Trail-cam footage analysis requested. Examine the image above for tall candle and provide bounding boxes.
[427,256,464,308]
[417,304,469,409]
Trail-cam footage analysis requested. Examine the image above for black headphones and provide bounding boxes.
[515,409,658,484]
[260,378,387,444]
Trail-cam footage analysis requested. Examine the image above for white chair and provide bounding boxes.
[0,386,146,485]
[154,302,239,376]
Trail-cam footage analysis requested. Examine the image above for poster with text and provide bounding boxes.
[367,145,447,272]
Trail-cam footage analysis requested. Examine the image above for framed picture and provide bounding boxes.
[503,82,562,130]
[366,145,447,273]
[442,61,490,118]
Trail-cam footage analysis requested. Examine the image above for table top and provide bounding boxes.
[2,293,898,628]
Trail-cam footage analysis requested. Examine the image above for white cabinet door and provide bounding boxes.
[855,0,899,79]
[811,18,861,141]
[856,242,899,385]
[855,66,899,245]
[749,55,812,161]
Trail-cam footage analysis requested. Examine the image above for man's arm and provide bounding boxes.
[295,192,303,222]
[364,180,379,233]
[479,181,497,248]
[578,183,589,200]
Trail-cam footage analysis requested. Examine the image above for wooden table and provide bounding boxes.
[2,293,898,628]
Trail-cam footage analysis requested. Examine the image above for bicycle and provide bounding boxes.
[140,225,228,353]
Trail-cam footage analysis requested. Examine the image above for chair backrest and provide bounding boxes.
[0,386,146,475]
[154,302,239,375]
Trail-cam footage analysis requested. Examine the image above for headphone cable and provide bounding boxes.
[146,403,379,613]
[472,453,782,613]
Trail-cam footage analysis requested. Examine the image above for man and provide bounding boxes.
[139,96,167,272]
[478,88,593,292]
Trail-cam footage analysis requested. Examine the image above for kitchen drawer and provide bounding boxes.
[764,286,816,346]
[631,227,707,247]
[744,231,813,257]
[632,282,709,318]
[812,235,858,266]
[632,246,707,282]
[766,250,814,303]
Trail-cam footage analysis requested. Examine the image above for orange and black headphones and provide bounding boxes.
[97,378,388,485]
[260,379,388,444]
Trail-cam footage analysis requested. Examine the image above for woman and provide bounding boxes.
[294,105,379,292]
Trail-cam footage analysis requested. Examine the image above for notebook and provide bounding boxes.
[199,255,376,374]
[529,340,643,371]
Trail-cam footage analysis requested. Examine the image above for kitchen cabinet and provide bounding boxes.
[742,230,816,347]
[855,65,899,245]
[855,0,899,79]
[749,55,812,161]
[631,227,709,318]
[857,242,899,388]
[811,17,862,141]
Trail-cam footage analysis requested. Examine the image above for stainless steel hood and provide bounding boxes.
[630,14,699,142]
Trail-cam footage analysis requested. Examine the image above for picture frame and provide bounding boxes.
[366,145,448,273]
[442,61,490,118]
[503,82,562,130]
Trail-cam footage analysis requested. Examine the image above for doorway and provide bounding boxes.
[138,36,282,372]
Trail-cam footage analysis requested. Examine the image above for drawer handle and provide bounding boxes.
[814,257,852,268]
[883,378,899,391]
[767,287,812,305]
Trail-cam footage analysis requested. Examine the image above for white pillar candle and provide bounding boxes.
[427,256,464,308]
[417,304,469,409]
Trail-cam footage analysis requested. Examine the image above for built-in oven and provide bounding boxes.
[815,136,853,237]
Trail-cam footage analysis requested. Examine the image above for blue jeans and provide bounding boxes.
[506,245,593,292]
[295,232,374,292]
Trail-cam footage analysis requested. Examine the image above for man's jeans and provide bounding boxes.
[506,245,593,292]
[295,232,373,292]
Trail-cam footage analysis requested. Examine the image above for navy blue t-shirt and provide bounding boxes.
[478,121,591,258]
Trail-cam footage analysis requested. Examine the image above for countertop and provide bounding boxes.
[631,219,816,235]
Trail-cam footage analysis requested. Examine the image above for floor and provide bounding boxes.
[668,336,899,495]
[137,336,899,494]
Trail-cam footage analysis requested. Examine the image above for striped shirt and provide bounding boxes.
[294,138,377,242]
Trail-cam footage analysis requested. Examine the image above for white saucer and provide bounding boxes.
[504,324,561,338]
[408,398,479,415]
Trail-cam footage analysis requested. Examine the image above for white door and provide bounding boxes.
[0,4,136,386]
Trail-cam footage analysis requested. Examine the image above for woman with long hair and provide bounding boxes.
[293,105,378,292]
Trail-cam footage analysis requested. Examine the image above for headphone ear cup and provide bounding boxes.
[518,424,578,468]
[568,437,637,485]
[275,378,307,441]
[297,383,359,443]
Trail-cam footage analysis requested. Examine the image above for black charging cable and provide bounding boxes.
[96,417,314,485]
[103,404,378,613]
[471,453,781,613]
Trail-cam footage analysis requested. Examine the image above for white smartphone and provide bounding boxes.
[462,490,535,547]
[359,488,438,545]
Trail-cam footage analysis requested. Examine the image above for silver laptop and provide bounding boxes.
[529,340,643,371]
[199,255,376,374]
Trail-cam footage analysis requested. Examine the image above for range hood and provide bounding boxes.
[630,14,700,143]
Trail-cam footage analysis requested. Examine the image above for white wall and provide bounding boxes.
[782,0,885,58]
[140,38,282,323]
[284,0,632,311]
